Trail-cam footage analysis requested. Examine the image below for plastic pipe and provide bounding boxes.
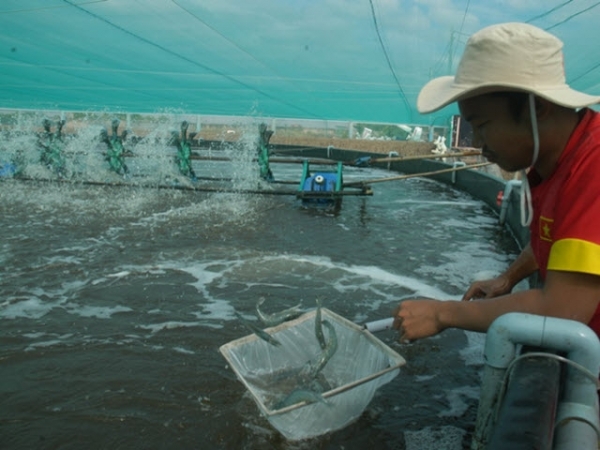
[451,161,466,183]
[387,151,399,170]
[472,313,600,450]
[498,179,521,225]
[327,145,333,158]
[363,318,394,333]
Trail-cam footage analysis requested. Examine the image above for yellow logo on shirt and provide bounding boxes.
[539,216,553,242]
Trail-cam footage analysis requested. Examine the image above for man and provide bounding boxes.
[393,22,600,342]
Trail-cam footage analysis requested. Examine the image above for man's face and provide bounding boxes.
[458,94,534,172]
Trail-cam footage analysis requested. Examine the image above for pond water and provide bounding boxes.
[0,130,521,450]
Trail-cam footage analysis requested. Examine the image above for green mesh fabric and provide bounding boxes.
[1,0,598,126]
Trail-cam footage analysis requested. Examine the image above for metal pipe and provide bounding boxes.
[472,312,600,449]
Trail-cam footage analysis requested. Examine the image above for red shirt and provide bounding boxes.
[528,108,600,335]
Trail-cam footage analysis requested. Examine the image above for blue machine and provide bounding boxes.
[302,172,337,193]
[298,160,343,206]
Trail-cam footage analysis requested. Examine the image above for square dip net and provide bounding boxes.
[220,308,405,441]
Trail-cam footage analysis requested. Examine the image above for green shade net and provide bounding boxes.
[1,0,599,126]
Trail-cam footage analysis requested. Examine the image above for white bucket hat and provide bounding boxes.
[417,22,600,114]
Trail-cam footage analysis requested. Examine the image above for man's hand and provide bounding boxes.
[392,298,445,341]
[462,275,513,301]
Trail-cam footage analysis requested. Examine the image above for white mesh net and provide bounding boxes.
[220,308,405,441]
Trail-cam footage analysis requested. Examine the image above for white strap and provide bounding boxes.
[520,94,540,227]
[520,169,534,227]
[529,93,540,167]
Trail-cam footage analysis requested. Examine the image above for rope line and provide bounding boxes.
[61,0,324,119]
[367,0,412,120]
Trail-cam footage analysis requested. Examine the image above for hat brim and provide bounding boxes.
[417,76,600,114]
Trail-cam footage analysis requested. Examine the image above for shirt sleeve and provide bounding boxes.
[548,134,600,275]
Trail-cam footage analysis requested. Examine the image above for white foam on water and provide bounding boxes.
[91,277,108,286]
[109,252,470,337]
[178,263,233,297]
[415,374,438,382]
[92,267,166,286]
[460,331,487,366]
[437,385,480,418]
[25,339,65,351]
[1,276,96,319]
[151,260,241,321]
[20,330,143,351]
[1,295,63,319]
[153,253,462,326]
[22,332,47,339]
[24,333,74,352]
[416,240,513,291]
[137,320,220,334]
[106,270,132,279]
[336,223,350,231]
[63,303,133,319]
[230,253,456,300]
[331,263,454,299]
[172,346,195,355]
[404,425,466,450]
[190,300,236,324]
